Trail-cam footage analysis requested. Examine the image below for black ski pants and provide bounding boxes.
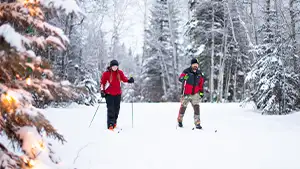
[105,94,121,128]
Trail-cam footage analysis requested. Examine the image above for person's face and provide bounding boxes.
[191,63,198,70]
[112,65,118,71]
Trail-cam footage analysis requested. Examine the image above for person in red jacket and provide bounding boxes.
[100,59,134,130]
[177,58,205,129]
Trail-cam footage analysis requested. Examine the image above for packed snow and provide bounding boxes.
[32,102,300,169]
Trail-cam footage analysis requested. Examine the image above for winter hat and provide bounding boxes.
[110,59,119,67]
[191,58,198,65]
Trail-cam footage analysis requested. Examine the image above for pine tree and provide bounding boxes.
[222,1,252,102]
[0,1,82,168]
[132,54,143,101]
[185,0,253,102]
[185,0,225,102]
[167,0,182,101]
[120,48,136,102]
[141,0,181,102]
[245,0,300,114]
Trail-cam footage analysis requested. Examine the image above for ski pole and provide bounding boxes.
[131,81,134,128]
[182,80,187,97]
[89,98,103,127]
[177,79,187,130]
[131,97,133,128]
[180,79,187,103]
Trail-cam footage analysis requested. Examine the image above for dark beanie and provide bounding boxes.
[191,58,198,65]
[110,59,119,67]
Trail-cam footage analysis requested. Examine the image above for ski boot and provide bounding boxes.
[177,114,184,128]
[195,122,202,129]
[108,124,114,131]
[178,121,183,128]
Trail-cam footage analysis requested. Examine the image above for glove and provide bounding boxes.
[199,92,204,98]
[128,77,134,83]
[101,90,106,98]
[183,74,189,80]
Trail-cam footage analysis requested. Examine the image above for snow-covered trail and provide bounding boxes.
[45,103,300,169]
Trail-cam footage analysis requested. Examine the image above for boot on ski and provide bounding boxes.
[178,121,183,128]
[195,121,202,129]
[195,123,202,129]
[108,124,114,131]
[177,114,184,128]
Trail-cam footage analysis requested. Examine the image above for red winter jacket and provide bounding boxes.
[100,69,129,96]
[179,67,204,95]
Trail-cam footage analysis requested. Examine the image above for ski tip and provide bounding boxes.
[192,127,203,130]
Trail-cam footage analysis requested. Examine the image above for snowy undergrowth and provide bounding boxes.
[3,103,300,169]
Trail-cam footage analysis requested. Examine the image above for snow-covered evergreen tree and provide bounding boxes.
[141,0,182,102]
[185,0,225,102]
[0,0,82,168]
[245,0,300,114]
[132,54,143,101]
[120,48,136,102]
[185,0,253,102]
[58,0,111,106]
[73,64,100,106]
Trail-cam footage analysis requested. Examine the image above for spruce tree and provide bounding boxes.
[141,0,181,102]
[185,0,224,102]
[245,0,300,114]
[0,0,82,168]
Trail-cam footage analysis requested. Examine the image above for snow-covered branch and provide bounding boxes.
[0,0,82,168]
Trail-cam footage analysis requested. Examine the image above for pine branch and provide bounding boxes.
[0,2,69,46]
[0,143,22,169]
[0,0,82,168]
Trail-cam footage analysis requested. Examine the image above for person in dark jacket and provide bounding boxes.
[100,59,134,130]
[177,58,205,129]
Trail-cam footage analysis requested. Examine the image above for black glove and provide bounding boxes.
[128,77,134,83]
[101,90,106,98]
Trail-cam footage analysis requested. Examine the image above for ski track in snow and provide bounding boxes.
[23,103,300,168]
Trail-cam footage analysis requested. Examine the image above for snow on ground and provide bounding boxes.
[41,102,300,169]
[2,102,299,169]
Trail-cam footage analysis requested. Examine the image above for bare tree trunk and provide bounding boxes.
[161,51,171,93]
[62,14,71,78]
[142,0,148,62]
[233,53,239,102]
[210,3,215,102]
[187,0,191,20]
[265,0,271,43]
[110,0,130,60]
[159,55,168,99]
[218,24,227,103]
[110,0,118,59]
[250,0,258,45]
[167,0,179,92]
[224,58,232,101]
[227,1,239,102]
[289,0,297,72]
[217,1,227,103]
[234,0,254,48]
